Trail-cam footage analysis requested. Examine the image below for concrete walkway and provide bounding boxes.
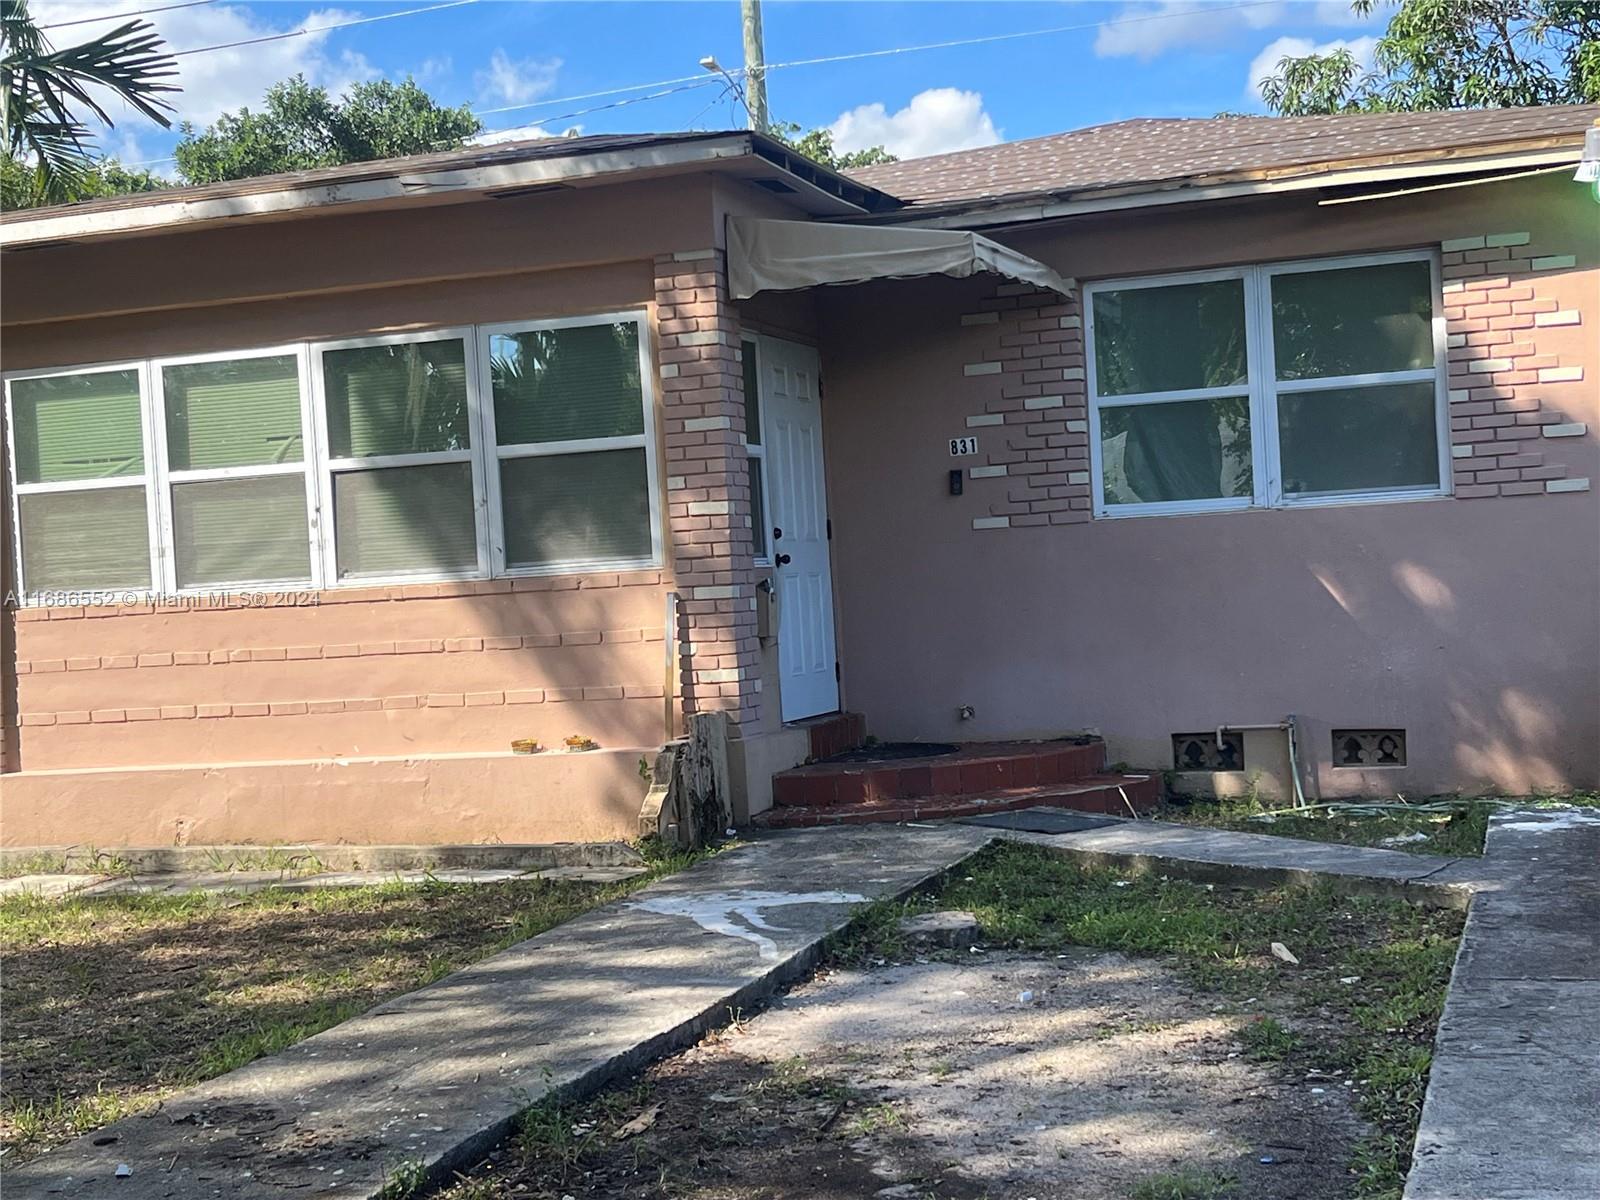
[997,816,1506,900]
[1404,808,1600,1200]
[0,865,646,900]
[7,813,1593,1199]
[5,825,989,1199]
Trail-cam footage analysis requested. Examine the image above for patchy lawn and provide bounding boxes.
[1156,796,1495,857]
[438,844,1463,1200]
[1157,792,1600,858]
[0,853,703,1162]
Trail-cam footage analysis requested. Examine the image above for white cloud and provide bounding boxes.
[31,1,380,130]
[828,88,1000,160]
[1246,34,1379,102]
[417,56,453,84]
[1095,1,1370,62]
[473,50,561,107]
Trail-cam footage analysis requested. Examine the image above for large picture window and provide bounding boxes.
[4,310,660,599]
[1085,251,1448,518]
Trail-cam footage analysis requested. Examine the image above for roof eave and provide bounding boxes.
[0,133,899,249]
[863,140,1587,230]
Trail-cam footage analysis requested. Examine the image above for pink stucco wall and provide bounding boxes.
[820,174,1599,797]
[0,172,810,845]
[3,163,1594,847]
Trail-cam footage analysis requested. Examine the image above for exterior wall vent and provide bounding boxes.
[1332,729,1407,768]
[1172,732,1245,771]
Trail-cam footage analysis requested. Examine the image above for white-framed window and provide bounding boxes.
[741,336,771,562]
[3,310,662,600]
[5,361,160,593]
[152,345,320,590]
[479,311,660,576]
[1084,250,1449,519]
[311,328,487,583]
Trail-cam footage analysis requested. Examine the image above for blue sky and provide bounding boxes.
[37,1,1388,174]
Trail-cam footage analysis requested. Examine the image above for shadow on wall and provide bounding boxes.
[1307,529,1599,793]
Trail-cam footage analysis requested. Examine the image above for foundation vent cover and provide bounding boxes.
[1172,732,1245,771]
[1333,729,1407,768]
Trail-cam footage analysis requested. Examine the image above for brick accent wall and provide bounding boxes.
[955,283,1091,530]
[1442,233,1590,498]
[957,234,1592,525]
[654,249,763,728]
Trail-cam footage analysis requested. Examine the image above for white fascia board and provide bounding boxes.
[0,138,754,248]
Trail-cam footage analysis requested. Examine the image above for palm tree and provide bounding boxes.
[1,0,177,204]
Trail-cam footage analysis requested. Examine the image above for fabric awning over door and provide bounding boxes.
[726,217,1076,300]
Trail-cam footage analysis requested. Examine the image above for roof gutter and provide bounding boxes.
[867,145,1585,231]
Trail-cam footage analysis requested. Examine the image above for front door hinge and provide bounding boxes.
[834,660,841,682]
[826,517,832,540]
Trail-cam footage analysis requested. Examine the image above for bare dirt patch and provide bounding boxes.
[441,952,1363,1199]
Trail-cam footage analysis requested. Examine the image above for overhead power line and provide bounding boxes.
[116,0,1285,168]
[167,0,478,59]
[763,0,1283,76]
[40,0,220,30]
[473,0,1283,122]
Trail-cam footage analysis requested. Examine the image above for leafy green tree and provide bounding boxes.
[1261,0,1600,115]
[0,0,176,204]
[1,150,164,206]
[769,120,896,170]
[174,75,481,185]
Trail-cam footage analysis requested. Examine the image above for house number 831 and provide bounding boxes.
[949,436,978,456]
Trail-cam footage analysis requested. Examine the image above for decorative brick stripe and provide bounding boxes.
[11,570,666,623]
[957,282,1092,529]
[13,683,668,727]
[1443,234,1588,499]
[15,627,664,676]
[655,249,761,727]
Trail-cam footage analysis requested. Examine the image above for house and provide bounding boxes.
[2,106,1597,848]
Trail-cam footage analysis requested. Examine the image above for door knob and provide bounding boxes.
[775,553,792,566]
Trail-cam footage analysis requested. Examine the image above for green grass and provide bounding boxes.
[834,842,1463,1199]
[1236,1015,1298,1061]
[1158,795,1493,856]
[0,847,139,879]
[1,849,710,1160]
[1159,791,1600,859]
[1130,1166,1238,1200]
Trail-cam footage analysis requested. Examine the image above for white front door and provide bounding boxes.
[758,335,840,722]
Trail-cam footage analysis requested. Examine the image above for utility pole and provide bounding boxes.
[740,0,768,133]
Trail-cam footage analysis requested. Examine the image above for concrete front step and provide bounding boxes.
[757,772,1161,828]
[773,739,1106,809]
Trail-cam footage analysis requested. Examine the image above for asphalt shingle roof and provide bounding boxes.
[847,104,1600,206]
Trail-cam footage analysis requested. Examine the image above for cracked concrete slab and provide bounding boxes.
[1405,808,1600,1200]
[1001,814,1504,904]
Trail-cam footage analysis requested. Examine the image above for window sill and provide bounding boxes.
[1094,487,1450,521]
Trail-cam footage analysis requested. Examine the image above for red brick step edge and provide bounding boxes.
[773,740,1105,809]
[755,772,1161,829]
